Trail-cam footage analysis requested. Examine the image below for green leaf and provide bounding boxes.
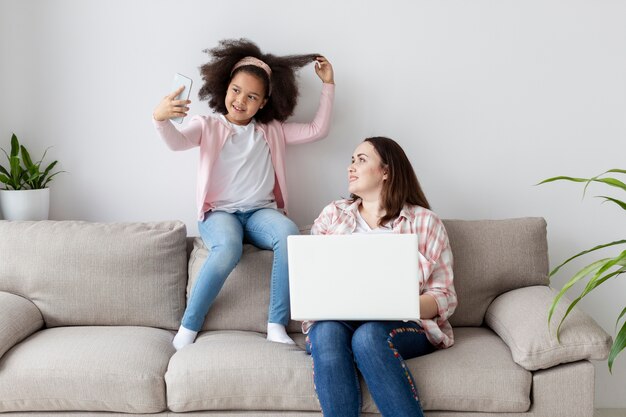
[9,155,22,180]
[616,306,626,331]
[0,173,10,185]
[555,267,625,341]
[536,176,589,186]
[593,177,626,193]
[548,258,609,325]
[10,134,19,158]
[582,169,626,197]
[41,170,65,188]
[0,164,9,177]
[1,147,9,163]
[549,240,626,277]
[596,196,626,211]
[20,145,34,169]
[537,171,626,198]
[41,160,58,180]
[609,320,626,373]
[605,169,626,175]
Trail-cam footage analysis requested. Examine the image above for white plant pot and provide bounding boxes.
[0,188,50,221]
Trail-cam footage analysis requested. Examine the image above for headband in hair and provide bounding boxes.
[231,56,272,95]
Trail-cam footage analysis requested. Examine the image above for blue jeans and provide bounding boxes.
[181,208,299,331]
[307,320,435,417]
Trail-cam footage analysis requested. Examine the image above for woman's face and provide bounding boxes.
[224,71,268,125]
[347,141,388,198]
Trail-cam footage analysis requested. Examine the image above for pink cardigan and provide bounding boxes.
[154,83,335,220]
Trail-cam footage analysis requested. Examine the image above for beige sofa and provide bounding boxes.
[0,218,612,416]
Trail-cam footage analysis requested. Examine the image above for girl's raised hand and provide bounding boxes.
[153,86,191,122]
[314,56,334,84]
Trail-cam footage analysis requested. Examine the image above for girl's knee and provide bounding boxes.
[205,239,243,273]
[275,217,299,240]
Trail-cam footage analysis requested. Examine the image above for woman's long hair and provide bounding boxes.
[198,38,319,123]
[352,137,431,226]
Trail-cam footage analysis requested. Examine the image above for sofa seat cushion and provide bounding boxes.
[385,327,531,413]
[167,327,531,413]
[0,326,174,413]
[166,331,319,412]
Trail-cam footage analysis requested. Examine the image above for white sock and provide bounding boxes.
[172,325,198,351]
[267,323,295,344]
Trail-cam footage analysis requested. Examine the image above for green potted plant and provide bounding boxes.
[538,169,625,372]
[0,133,63,220]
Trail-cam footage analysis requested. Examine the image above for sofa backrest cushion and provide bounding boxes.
[444,217,549,326]
[0,221,187,330]
[187,217,549,332]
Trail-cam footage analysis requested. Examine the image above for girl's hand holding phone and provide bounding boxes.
[153,86,192,122]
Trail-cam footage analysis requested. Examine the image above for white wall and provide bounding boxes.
[1,0,625,407]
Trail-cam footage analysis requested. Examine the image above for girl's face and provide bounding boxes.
[224,71,268,126]
[347,141,388,199]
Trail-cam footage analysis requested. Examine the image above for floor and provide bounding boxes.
[596,410,626,417]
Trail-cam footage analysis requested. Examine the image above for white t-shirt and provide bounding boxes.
[354,209,394,234]
[210,116,277,212]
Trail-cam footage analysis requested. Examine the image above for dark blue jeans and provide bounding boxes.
[306,320,435,417]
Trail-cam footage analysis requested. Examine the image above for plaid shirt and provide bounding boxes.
[305,199,457,348]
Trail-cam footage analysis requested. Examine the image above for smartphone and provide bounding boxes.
[171,73,193,124]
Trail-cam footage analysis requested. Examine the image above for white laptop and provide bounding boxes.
[287,234,421,321]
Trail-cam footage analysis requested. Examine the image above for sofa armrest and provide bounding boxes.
[0,291,44,359]
[484,285,611,371]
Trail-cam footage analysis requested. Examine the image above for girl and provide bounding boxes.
[153,39,335,350]
[306,137,456,417]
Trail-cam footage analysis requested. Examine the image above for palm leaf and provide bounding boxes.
[538,171,626,197]
[582,169,626,196]
[616,307,626,332]
[536,176,589,186]
[596,196,626,211]
[609,320,626,373]
[592,177,626,193]
[548,258,609,326]
[549,240,626,277]
[555,267,625,341]
[604,169,626,175]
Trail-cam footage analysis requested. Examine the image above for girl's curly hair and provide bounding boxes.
[198,39,319,123]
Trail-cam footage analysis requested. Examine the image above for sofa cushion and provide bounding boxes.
[0,292,43,359]
[0,326,174,413]
[485,285,612,370]
[166,327,531,413]
[166,330,318,412]
[443,218,549,326]
[187,238,302,333]
[397,327,531,413]
[0,221,187,330]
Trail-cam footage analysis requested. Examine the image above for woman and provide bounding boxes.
[305,137,457,417]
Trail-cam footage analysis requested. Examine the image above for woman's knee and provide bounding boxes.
[351,322,389,359]
[309,321,352,353]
